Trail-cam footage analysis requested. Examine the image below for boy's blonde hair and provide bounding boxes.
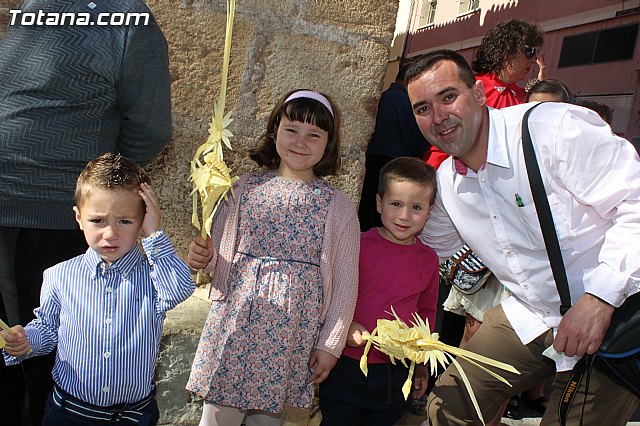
[74,153,149,207]
[378,157,437,204]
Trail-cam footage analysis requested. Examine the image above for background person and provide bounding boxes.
[525,79,574,103]
[358,63,433,232]
[472,18,545,109]
[0,1,172,424]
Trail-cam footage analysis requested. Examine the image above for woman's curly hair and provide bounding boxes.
[472,19,544,75]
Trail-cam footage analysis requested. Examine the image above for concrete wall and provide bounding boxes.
[0,1,399,424]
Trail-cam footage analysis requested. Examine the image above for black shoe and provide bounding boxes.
[521,393,548,416]
[503,396,522,420]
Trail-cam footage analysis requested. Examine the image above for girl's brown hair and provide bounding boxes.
[249,89,341,177]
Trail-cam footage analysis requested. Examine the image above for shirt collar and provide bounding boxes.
[84,244,144,279]
[451,106,510,177]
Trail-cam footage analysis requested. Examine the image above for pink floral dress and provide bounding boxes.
[187,172,332,412]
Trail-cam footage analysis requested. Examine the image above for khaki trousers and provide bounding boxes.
[427,305,639,425]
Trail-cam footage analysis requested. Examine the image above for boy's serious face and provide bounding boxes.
[73,188,144,265]
[376,180,434,245]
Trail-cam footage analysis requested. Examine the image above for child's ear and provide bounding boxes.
[375,194,383,214]
[424,202,435,222]
[72,206,84,230]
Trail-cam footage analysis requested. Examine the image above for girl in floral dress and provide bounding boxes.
[186,90,360,426]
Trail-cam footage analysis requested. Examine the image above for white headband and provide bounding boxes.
[283,90,334,117]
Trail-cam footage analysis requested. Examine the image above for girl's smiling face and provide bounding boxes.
[275,117,328,181]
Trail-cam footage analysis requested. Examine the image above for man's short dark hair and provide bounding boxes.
[405,50,476,88]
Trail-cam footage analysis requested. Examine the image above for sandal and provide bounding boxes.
[521,393,548,415]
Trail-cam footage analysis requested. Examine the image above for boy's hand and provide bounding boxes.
[188,236,215,269]
[1,325,32,357]
[346,321,369,347]
[139,182,161,237]
[412,363,429,399]
[307,349,338,385]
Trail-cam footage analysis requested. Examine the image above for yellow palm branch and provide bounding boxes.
[361,307,520,425]
[189,0,238,282]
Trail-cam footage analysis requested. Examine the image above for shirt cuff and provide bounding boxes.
[141,229,174,262]
[588,264,640,307]
[2,327,38,365]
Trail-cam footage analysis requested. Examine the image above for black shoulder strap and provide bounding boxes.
[521,103,572,315]
[522,104,589,426]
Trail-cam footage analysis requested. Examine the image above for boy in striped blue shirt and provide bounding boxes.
[1,153,195,425]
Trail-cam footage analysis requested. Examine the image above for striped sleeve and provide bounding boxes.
[141,230,195,314]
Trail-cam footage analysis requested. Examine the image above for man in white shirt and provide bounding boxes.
[407,49,640,425]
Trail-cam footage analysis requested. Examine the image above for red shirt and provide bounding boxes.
[343,228,439,363]
[476,73,526,109]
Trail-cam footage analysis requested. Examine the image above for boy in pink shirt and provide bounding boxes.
[320,157,439,425]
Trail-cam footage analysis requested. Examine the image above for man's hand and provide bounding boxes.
[412,363,429,399]
[554,293,615,357]
[1,325,32,357]
[307,349,338,385]
[187,236,215,269]
[346,321,369,348]
[139,182,161,237]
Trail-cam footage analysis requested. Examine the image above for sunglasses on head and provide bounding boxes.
[524,45,538,59]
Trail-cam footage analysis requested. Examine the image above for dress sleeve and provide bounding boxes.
[316,192,360,357]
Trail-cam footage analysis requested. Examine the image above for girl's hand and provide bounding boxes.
[188,236,215,269]
[139,183,161,237]
[307,349,338,385]
[1,325,32,357]
[412,363,429,399]
[346,321,369,348]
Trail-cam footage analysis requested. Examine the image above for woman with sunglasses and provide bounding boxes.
[472,18,545,109]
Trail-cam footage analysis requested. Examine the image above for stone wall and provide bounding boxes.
[0,1,398,424]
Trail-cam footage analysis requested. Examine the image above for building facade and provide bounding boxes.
[388,0,640,138]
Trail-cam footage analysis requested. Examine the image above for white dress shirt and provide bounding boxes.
[421,102,640,370]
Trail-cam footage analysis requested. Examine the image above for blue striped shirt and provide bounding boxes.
[4,230,194,406]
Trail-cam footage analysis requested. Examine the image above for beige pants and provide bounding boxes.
[427,305,639,425]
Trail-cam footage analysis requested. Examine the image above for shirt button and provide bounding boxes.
[106,287,113,293]
[122,272,128,279]
[105,319,112,325]
[104,351,111,359]
[153,248,159,255]
[103,386,110,393]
